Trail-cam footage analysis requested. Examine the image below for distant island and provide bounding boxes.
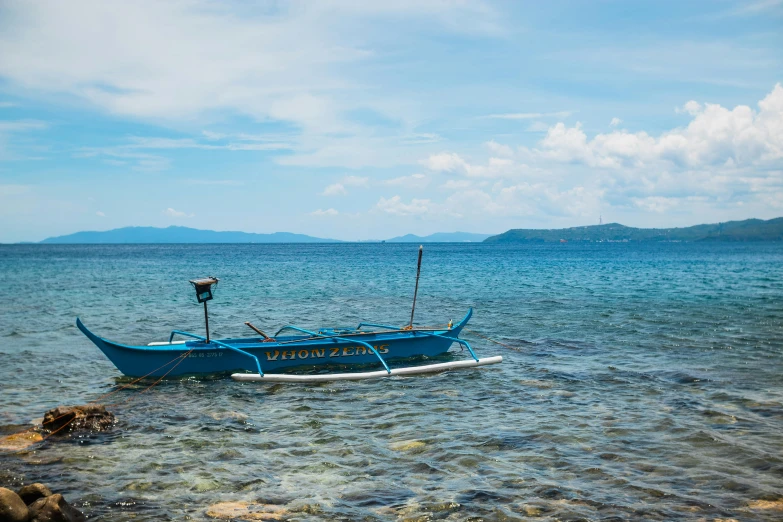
[40,226,340,244]
[37,226,490,244]
[484,217,783,243]
[386,232,490,243]
[29,218,783,244]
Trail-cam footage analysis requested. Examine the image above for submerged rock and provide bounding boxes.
[17,483,53,505]
[747,498,783,511]
[0,430,43,451]
[42,405,114,435]
[0,487,30,522]
[389,440,426,453]
[28,493,86,522]
[206,501,287,520]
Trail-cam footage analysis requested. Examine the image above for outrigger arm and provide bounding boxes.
[271,325,392,374]
[414,332,479,361]
[168,330,265,376]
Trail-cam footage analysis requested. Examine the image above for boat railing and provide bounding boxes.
[414,331,479,361]
[356,321,399,331]
[272,325,392,374]
[168,329,265,376]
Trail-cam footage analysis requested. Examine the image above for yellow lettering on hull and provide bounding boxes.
[264,344,394,361]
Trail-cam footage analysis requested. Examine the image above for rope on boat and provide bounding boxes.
[109,346,196,407]
[34,347,197,442]
[39,323,514,437]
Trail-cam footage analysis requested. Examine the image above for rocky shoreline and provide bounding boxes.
[0,405,115,521]
[0,484,85,522]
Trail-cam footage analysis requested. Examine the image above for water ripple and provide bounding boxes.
[0,242,782,520]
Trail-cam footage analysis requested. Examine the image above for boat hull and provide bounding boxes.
[76,311,473,378]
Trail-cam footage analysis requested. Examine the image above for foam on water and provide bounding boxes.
[0,242,782,520]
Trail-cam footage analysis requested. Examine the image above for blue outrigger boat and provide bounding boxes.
[76,250,502,383]
[76,307,501,383]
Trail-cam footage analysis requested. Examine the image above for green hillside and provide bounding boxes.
[484,218,783,243]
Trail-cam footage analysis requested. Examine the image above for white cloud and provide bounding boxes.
[486,111,572,120]
[0,1,500,134]
[310,208,339,216]
[707,0,783,19]
[322,183,347,196]
[527,121,550,132]
[402,133,441,144]
[423,151,535,179]
[96,211,105,217]
[124,136,291,152]
[408,84,783,222]
[321,175,369,196]
[163,207,194,218]
[376,182,604,222]
[485,140,514,157]
[376,196,436,216]
[384,173,429,189]
[342,175,369,187]
[443,179,473,190]
[530,83,783,170]
[422,152,468,173]
[610,117,622,126]
[0,120,46,132]
[186,179,244,186]
[81,149,170,171]
[676,100,703,116]
[201,130,224,140]
[632,196,681,213]
[0,119,48,160]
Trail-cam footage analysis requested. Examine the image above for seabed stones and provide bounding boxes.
[388,440,426,453]
[747,498,783,511]
[206,500,322,520]
[0,430,43,452]
[0,485,86,522]
[0,405,115,453]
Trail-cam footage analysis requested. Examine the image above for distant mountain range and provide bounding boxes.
[38,226,491,244]
[385,232,490,243]
[40,226,340,244]
[484,218,783,243]
[31,218,783,244]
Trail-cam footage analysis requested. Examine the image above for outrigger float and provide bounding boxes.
[76,248,502,383]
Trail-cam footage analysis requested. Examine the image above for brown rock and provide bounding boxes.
[206,501,287,520]
[17,484,52,506]
[42,405,114,435]
[747,499,783,510]
[28,494,85,522]
[0,430,43,452]
[0,487,30,522]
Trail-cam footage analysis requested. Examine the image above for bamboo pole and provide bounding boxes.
[409,245,423,328]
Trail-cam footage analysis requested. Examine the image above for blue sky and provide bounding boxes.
[0,0,781,242]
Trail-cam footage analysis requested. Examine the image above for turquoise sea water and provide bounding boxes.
[1,242,782,520]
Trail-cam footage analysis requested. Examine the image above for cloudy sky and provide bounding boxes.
[0,0,781,242]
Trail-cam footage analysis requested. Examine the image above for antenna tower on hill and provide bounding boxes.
[599,214,603,225]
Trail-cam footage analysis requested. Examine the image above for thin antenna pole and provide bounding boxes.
[204,301,210,343]
[409,245,423,328]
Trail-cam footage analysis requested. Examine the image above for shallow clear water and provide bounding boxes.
[1,243,782,521]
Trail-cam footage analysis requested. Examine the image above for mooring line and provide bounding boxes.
[26,348,197,445]
[109,348,195,407]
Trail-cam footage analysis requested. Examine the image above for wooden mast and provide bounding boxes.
[409,245,423,328]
